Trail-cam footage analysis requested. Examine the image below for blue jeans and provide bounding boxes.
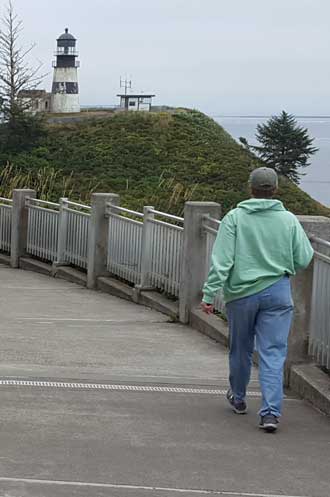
[226,276,293,417]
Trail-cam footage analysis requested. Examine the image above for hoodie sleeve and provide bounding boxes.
[292,219,314,271]
[202,212,236,304]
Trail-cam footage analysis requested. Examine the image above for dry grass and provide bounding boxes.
[0,163,94,201]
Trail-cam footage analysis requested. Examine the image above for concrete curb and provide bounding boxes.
[97,276,179,320]
[138,290,179,320]
[190,308,229,347]
[55,266,87,287]
[19,258,88,286]
[19,257,52,276]
[290,363,330,415]
[97,276,133,302]
[0,254,11,266]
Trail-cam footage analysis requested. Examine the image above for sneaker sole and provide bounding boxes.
[232,406,247,414]
[259,423,278,433]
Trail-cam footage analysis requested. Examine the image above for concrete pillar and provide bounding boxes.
[87,193,120,289]
[56,198,69,265]
[11,189,36,268]
[179,201,221,324]
[286,216,330,384]
[139,206,154,289]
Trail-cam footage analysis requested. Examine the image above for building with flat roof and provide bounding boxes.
[117,94,155,112]
[18,90,51,114]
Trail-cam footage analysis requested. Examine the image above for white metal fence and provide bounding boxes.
[0,197,12,253]
[148,209,183,297]
[203,215,226,314]
[106,205,183,297]
[60,200,91,270]
[26,198,90,268]
[26,198,59,262]
[106,204,143,285]
[309,236,330,369]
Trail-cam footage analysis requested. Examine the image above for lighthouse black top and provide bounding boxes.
[54,28,78,68]
[57,28,76,41]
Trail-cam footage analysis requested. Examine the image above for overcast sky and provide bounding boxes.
[9,0,330,115]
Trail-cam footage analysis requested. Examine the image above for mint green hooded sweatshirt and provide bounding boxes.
[203,199,314,304]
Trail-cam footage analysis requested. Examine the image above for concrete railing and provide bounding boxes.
[1,190,330,376]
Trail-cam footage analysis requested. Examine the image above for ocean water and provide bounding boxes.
[213,116,330,207]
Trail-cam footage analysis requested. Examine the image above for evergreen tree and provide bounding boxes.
[252,111,318,184]
[0,1,46,153]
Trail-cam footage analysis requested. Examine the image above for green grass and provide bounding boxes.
[1,109,329,217]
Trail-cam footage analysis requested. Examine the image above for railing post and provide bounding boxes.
[285,216,330,384]
[56,197,69,265]
[179,201,221,324]
[139,205,154,289]
[11,189,36,268]
[87,193,120,289]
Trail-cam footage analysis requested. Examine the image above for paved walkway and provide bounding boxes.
[0,265,329,497]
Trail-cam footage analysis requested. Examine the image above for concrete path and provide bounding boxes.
[0,265,328,497]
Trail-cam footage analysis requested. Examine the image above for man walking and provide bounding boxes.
[201,167,314,432]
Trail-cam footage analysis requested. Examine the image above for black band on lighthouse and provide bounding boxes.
[52,82,79,94]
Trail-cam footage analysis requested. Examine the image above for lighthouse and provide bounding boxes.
[51,28,80,113]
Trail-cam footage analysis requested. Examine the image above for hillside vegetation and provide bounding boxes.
[2,109,329,217]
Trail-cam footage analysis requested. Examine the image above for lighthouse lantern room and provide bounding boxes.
[51,28,80,113]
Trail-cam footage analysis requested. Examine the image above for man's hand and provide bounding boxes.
[201,301,214,314]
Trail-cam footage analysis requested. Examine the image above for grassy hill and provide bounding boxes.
[2,109,329,217]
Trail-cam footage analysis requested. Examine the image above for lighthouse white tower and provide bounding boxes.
[51,28,80,113]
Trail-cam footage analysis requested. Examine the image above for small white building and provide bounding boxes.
[18,90,51,114]
[117,94,155,112]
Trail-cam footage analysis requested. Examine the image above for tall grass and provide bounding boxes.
[0,163,73,200]
[0,163,98,203]
[148,174,200,216]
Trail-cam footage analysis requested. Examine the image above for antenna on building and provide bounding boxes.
[120,76,132,96]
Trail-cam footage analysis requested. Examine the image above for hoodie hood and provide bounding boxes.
[237,199,286,213]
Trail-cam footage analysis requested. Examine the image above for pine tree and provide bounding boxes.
[252,111,318,184]
[0,1,46,152]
